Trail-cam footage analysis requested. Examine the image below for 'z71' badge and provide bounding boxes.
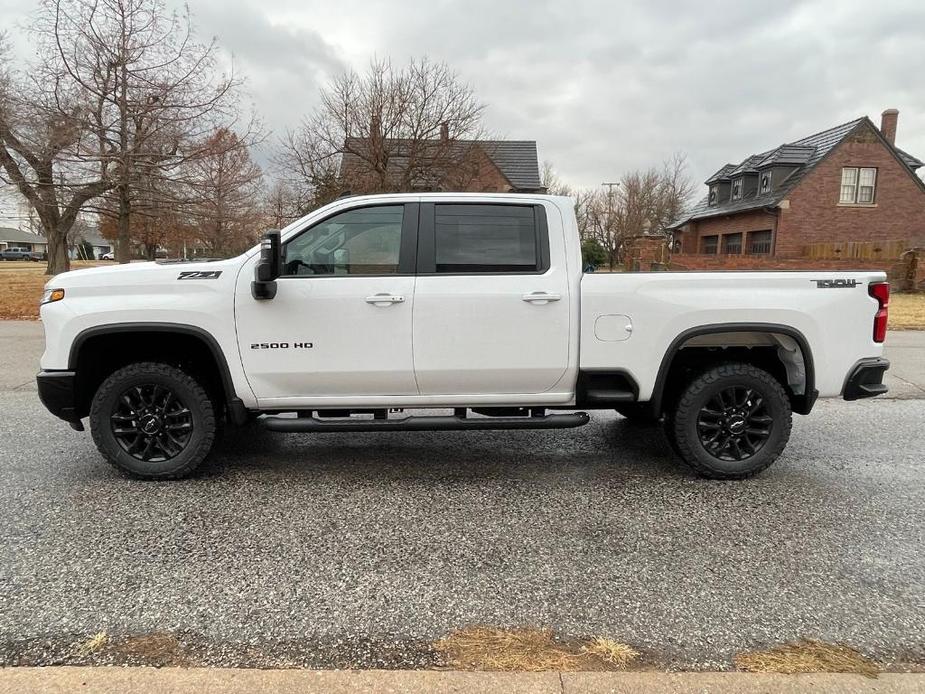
[813,278,858,288]
[178,270,222,280]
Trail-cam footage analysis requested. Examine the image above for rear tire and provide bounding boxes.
[90,362,217,480]
[667,362,792,480]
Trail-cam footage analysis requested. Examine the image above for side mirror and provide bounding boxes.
[252,230,281,300]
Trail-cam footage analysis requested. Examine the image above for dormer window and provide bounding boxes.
[731,178,742,201]
[760,172,771,194]
[708,186,718,205]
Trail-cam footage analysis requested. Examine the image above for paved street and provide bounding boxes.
[0,321,923,670]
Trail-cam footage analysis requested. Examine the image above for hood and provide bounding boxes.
[45,258,242,291]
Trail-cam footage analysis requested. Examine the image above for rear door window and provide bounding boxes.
[423,204,548,274]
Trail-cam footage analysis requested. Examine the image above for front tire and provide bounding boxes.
[90,362,217,480]
[667,363,792,480]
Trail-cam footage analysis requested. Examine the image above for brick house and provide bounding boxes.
[671,110,925,258]
[338,123,545,194]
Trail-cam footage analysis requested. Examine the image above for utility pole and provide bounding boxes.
[601,182,620,270]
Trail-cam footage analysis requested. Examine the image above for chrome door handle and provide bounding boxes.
[365,293,405,305]
[522,291,561,303]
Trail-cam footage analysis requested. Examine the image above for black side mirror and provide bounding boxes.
[252,230,281,300]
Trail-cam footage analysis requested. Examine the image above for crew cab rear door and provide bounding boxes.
[235,202,420,404]
[412,201,571,395]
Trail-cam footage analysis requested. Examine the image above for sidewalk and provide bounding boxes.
[0,668,923,694]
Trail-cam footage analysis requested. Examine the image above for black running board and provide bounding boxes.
[262,412,590,433]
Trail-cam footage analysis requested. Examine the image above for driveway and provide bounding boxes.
[0,321,923,670]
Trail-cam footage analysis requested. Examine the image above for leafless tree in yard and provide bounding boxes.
[0,32,112,274]
[579,154,694,269]
[277,57,487,211]
[263,180,304,230]
[39,0,254,263]
[541,160,574,197]
[185,128,264,256]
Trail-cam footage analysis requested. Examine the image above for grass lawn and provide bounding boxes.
[0,261,107,320]
[889,292,925,330]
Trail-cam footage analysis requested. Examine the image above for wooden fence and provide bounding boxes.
[802,240,908,260]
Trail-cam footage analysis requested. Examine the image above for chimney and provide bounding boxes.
[439,121,449,142]
[370,113,381,142]
[880,108,898,145]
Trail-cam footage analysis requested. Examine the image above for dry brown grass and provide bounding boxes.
[581,637,640,668]
[0,261,106,320]
[71,631,108,657]
[890,292,925,330]
[433,626,638,672]
[734,640,880,678]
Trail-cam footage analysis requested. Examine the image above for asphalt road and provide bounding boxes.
[0,322,923,670]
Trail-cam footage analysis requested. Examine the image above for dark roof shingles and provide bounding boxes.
[679,118,869,225]
[339,138,543,191]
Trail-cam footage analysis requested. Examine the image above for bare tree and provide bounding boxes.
[186,128,263,256]
[39,0,251,263]
[576,154,694,270]
[263,180,303,230]
[540,160,573,197]
[0,32,112,274]
[277,57,487,210]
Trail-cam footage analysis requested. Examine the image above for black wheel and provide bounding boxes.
[667,362,792,480]
[90,362,217,479]
[614,403,658,422]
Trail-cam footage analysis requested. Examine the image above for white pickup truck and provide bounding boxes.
[37,193,891,480]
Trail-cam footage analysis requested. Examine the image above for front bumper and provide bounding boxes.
[36,371,83,428]
[843,358,890,401]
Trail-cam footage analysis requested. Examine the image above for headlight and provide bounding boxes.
[40,288,65,305]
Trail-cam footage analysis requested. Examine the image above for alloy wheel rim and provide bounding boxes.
[110,384,193,462]
[696,386,772,462]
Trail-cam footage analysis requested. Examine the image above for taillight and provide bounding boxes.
[869,282,889,343]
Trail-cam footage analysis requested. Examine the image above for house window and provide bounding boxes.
[747,230,772,255]
[722,233,743,254]
[701,235,718,254]
[760,172,771,194]
[731,178,742,201]
[708,186,717,206]
[840,167,877,204]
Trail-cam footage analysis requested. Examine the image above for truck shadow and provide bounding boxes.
[202,414,688,481]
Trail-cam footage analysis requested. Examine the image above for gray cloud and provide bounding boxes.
[2,0,924,191]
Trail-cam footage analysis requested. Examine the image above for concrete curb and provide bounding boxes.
[0,668,922,693]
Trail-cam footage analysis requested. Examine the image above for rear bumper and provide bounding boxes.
[36,370,81,424]
[843,358,890,401]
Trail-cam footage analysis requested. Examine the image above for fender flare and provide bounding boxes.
[68,322,249,424]
[650,322,817,416]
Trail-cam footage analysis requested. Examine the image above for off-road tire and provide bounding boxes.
[668,362,792,480]
[90,362,217,480]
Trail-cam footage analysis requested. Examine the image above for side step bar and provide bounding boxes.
[262,412,590,433]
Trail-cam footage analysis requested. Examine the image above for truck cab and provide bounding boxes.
[36,193,890,481]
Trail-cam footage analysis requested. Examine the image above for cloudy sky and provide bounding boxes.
[2,0,924,192]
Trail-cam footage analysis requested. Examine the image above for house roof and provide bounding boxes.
[475,140,543,190]
[674,116,924,227]
[339,138,544,192]
[0,227,47,244]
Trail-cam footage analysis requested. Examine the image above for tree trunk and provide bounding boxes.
[116,184,132,263]
[45,227,71,276]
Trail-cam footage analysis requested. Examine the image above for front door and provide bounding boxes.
[235,202,420,405]
[412,202,571,395]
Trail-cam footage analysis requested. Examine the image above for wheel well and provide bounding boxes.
[70,329,228,420]
[654,329,814,416]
